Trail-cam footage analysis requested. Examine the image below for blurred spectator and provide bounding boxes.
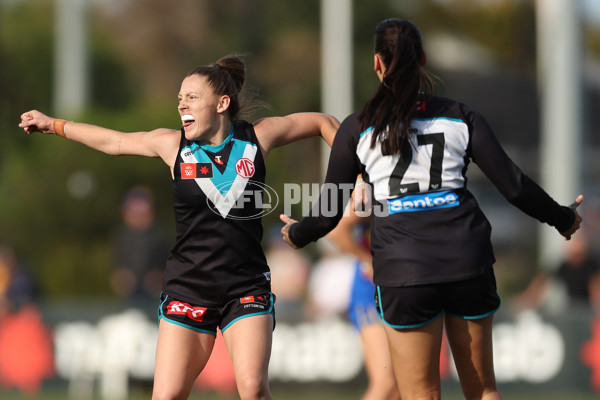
[306,238,355,320]
[0,245,37,316]
[557,233,600,309]
[513,233,600,313]
[110,186,169,304]
[265,226,311,320]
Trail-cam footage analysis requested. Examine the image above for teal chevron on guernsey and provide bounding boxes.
[179,129,259,218]
[182,137,254,196]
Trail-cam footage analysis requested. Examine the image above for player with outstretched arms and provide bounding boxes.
[20,55,338,400]
[280,19,582,400]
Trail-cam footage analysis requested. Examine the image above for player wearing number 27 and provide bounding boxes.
[19,55,338,400]
[281,19,583,400]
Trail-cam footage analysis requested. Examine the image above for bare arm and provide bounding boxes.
[19,110,180,169]
[253,112,339,158]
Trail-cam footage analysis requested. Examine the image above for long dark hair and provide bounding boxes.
[186,55,250,121]
[358,19,436,156]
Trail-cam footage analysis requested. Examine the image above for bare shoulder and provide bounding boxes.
[252,116,289,157]
[253,114,310,142]
[147,127,180,138]
[145,128,181,166]
[145,127,180,146]
[252,116,281,135]
[253,113,313,129]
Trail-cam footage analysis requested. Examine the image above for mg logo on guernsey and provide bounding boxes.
[235,158,255,178]
[388,190,460,214]
[166,301,207,322]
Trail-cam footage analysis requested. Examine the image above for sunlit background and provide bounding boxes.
[1,0,600,399]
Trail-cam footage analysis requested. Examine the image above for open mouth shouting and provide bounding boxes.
[181,114,195,129]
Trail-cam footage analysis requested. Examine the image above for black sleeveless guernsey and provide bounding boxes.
[163,121,271,305]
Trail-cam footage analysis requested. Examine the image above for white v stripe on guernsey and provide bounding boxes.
[180,144,258,218]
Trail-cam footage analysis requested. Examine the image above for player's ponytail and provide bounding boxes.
[358,19,436,157]
[214,55,245,120]
[187,55,267,122]
[216,55,245,94]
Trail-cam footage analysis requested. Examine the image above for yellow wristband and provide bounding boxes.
[53,119,67,138]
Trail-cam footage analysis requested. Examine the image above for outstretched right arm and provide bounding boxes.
[19,110,179,166]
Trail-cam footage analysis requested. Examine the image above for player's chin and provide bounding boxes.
[183,126,198,140]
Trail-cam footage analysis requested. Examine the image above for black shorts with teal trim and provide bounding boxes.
[375,268,501,329]
[158,292,276,335]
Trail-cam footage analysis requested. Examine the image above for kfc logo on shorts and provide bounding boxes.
[235,158,255,178]
[166,301,207,322]
[240,296,255,304]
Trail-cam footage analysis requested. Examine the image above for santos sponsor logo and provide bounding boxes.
[388,190,459,214]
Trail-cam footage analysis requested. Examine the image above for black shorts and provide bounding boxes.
[158,292,276,335]
[375,269,501,329]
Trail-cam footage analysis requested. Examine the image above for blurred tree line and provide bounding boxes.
[0,0,598,299]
